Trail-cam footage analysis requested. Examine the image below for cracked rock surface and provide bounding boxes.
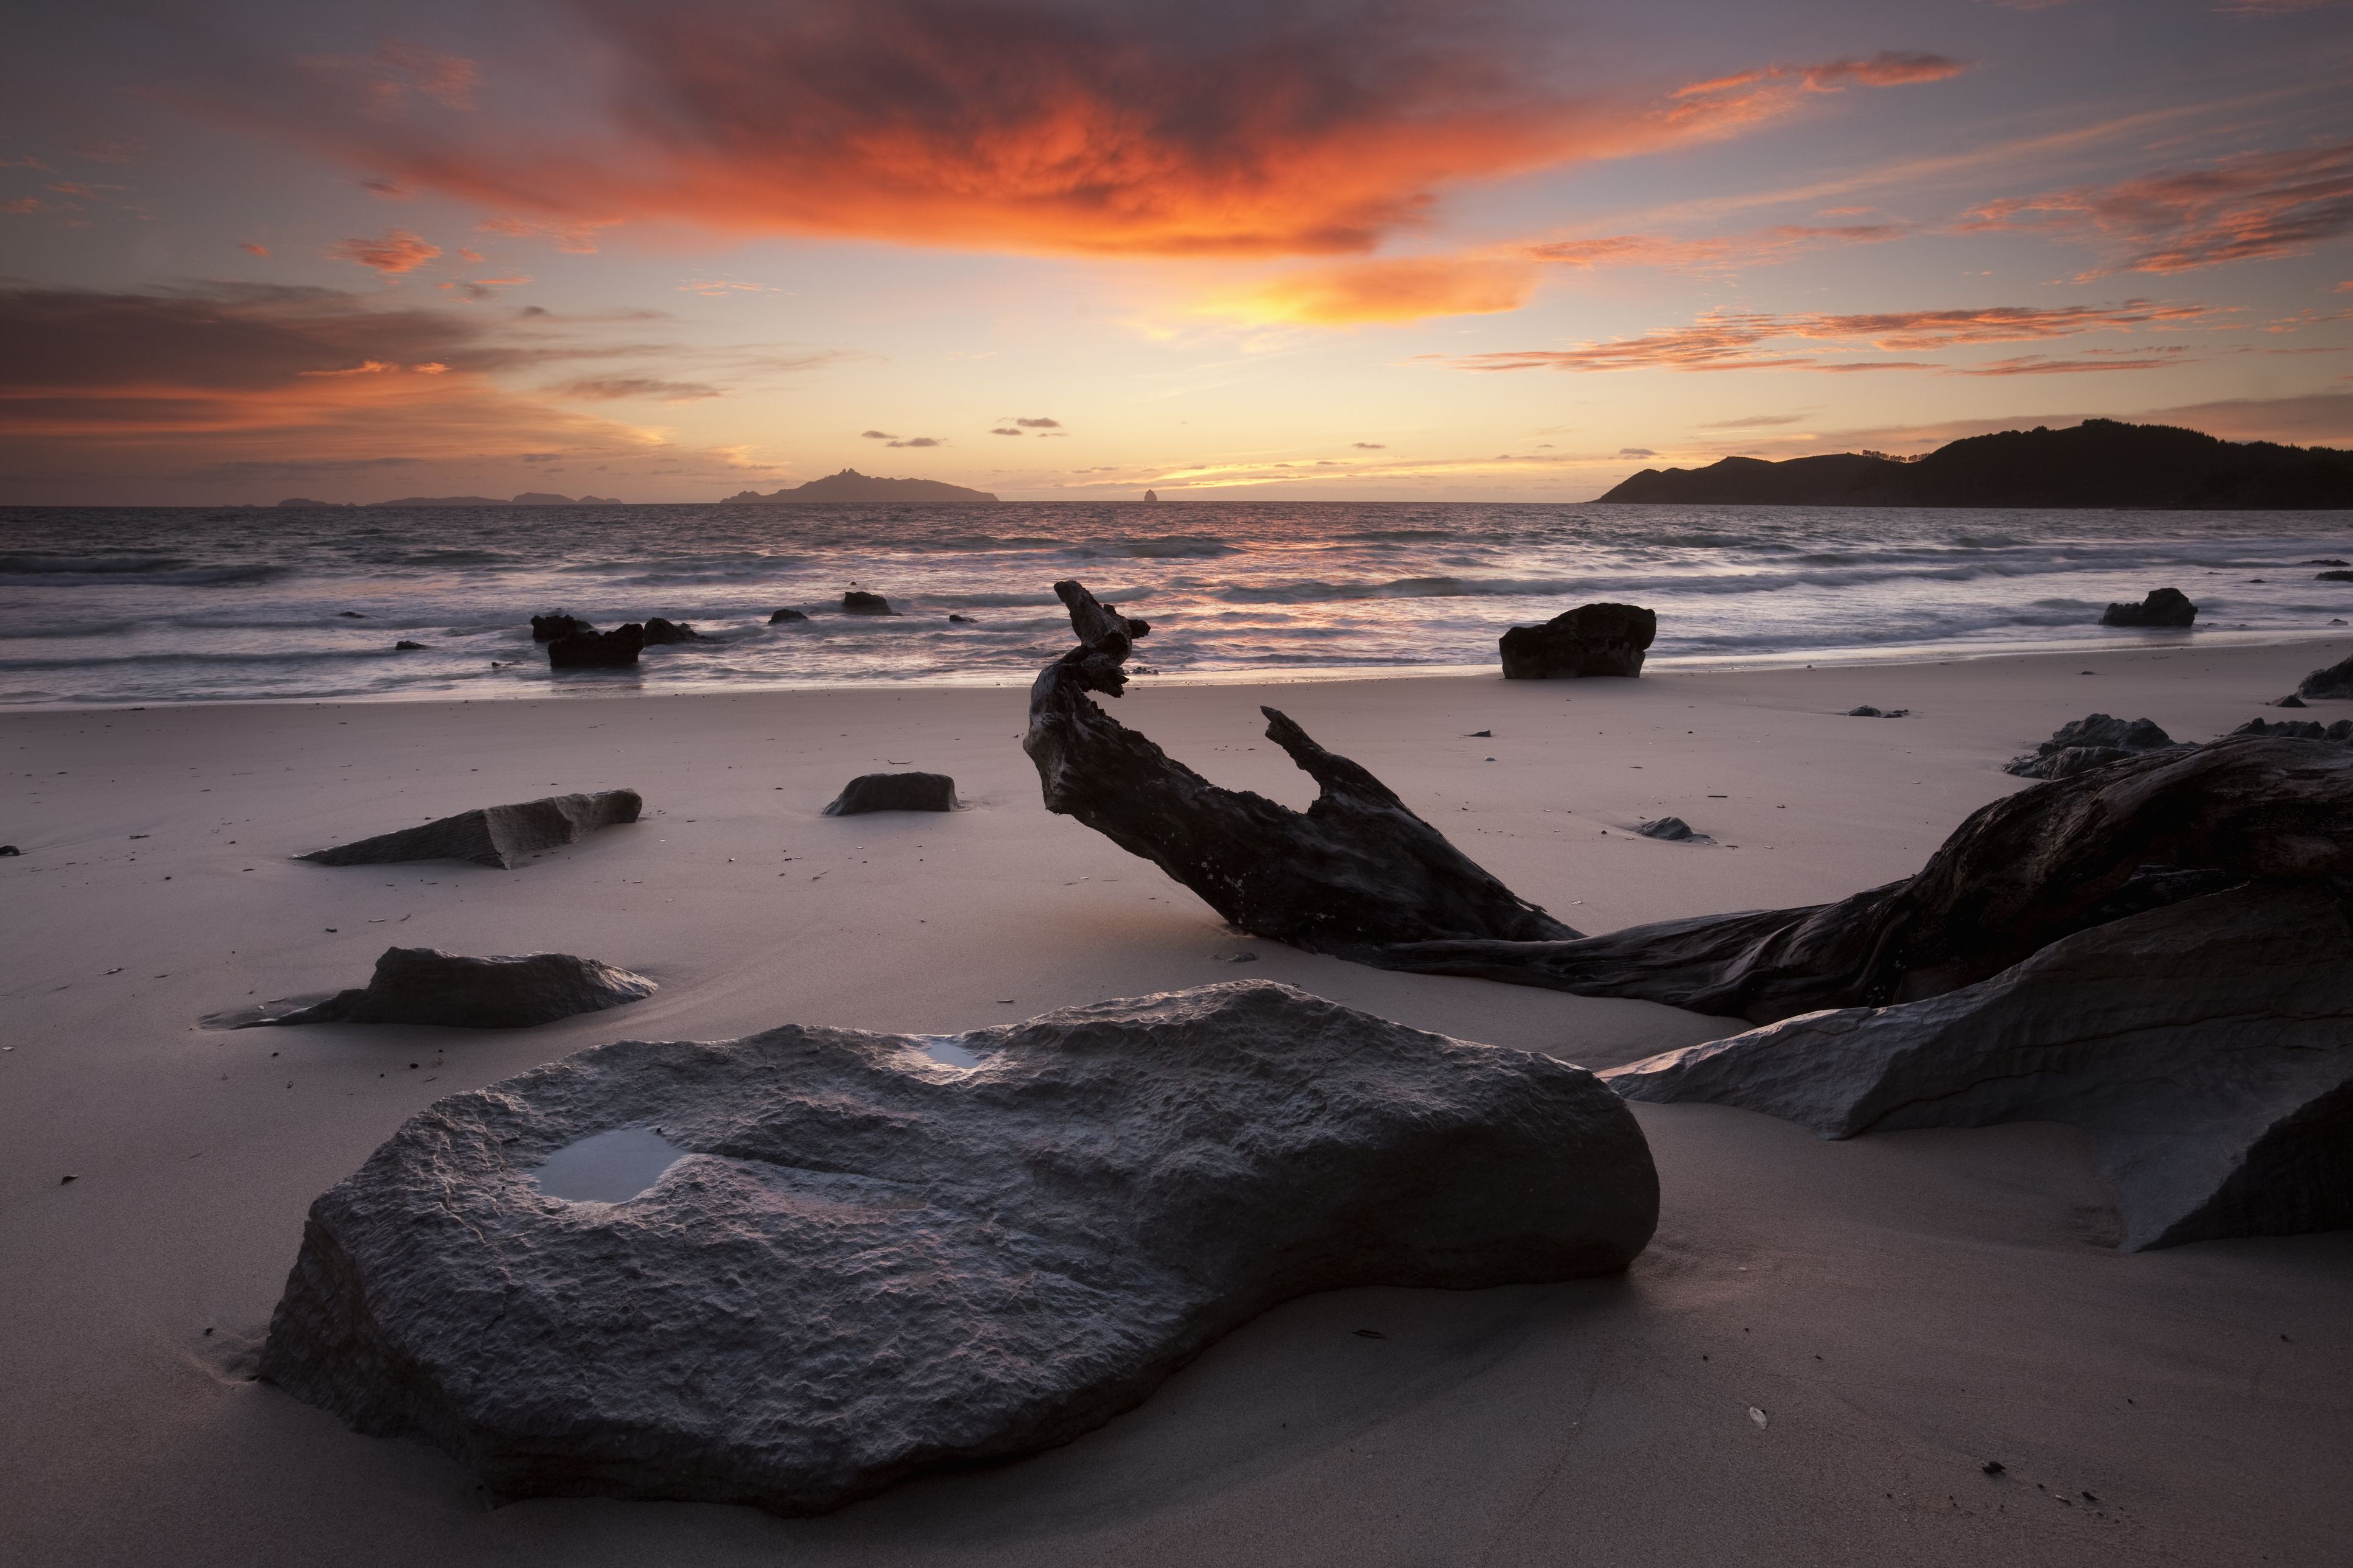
[261,981,1657,1513]
[1604,881,2353,1250]
[297,789,640,869]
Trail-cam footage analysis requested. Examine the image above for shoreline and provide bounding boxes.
[6,622,2347,715]
[5,639,2351,1566]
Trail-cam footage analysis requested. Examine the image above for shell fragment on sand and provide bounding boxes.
[261,981,1657,1514]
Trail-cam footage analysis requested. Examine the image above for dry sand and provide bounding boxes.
[4,639,2350,1566]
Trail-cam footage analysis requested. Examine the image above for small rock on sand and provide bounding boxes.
[241,947,655,1029]
[1636,817,1710,842]
[823,772,958,815]
[1845,706,1910,718]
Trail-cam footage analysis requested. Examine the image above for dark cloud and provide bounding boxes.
[989,427,1022,436]
[204,1,1966,258]
[1014,416,1062,427]
[886,435,946,447]
[860,429,897,439]
[1618,447,1658,458]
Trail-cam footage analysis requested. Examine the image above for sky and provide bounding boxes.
[1,0,2349,505]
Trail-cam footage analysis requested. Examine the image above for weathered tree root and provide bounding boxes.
[1022,581,1573,952]
[1377,740,2353,1021]
[1026,580,2353,1024]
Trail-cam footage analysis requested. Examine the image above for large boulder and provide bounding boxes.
[548,624,644,668]
[768,607,809,623]
[822,771,958,814]
[640,617,701,645]
[299,789,641,869]
[2099,587,2197,627]
[1498,603,1656,679]
[259,981,1657,1513]
[245,948,655,1029]
[2003,713,2181,780]
[841,591,899,616]
[1604,881,2353,1250]
[2297,651,2353,700]
[530,613,593,642]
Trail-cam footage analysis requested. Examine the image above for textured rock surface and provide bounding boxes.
[1636,816,1707,842]
[2232,716,2353,742]
[2099,587,2197,627]
[841,591,899,615]
[2298,651,2353,699]
[547,624,643,667]
[259,981,1657,1513]
[1025,581,1571,953]
[245,947,655,1029]
[298,789,641,869]
[822,771,959,814]
[1498,603,1657,679]
[2004,712,2181,780]
[1604,883,2353,1250]
[530,613,592,642]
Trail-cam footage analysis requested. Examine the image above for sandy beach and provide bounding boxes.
[5,638,2351,1567]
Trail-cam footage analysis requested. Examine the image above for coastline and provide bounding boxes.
[4,639,2350,1566]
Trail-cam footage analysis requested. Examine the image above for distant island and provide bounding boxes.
[272,493,621,508]
[1600,420,2353,509]
[726,469,999,503]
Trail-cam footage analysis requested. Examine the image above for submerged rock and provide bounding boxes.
[1498,603,1656,679]
[259,982,1657,1513]
[640,617,701,645]
[2318,570,2353,583]
[530,613,593,642]
[1604,881,2353,1250]
[548,624,644,668]
[2296,651,2353,700]
[768,607,809,623]
[822,771,958,815]
[2004,713,2179,780]
[2099,587,2197,628]
[841,591,899,616]
[244,947,654,1029]
[299,789,641,869]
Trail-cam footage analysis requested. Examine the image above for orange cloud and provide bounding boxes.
[328,228,443,273]
[211,2,1965,259]
[1963,139,2353,274]
[1531,222,1908,272]
[239,240,269,256]
[1448,300,2215,372]
[1213,254,1538,324]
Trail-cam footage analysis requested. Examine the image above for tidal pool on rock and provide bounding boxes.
[530,1125,689,1204]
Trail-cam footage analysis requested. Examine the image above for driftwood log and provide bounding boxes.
[1026,581,2353,1024]
[1022,581,1572,951]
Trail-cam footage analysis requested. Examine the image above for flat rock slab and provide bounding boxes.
[261,981,1657,1514]
[822,771,958,814]
[1603,882,2353,1249]
[298,789,640,869]
[242,947,655,1029]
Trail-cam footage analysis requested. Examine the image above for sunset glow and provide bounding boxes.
[2,0,2348,503]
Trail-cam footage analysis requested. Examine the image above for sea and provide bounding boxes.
[2,502,2349,707]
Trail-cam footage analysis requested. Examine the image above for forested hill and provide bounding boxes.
[1599,420,2353,508]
